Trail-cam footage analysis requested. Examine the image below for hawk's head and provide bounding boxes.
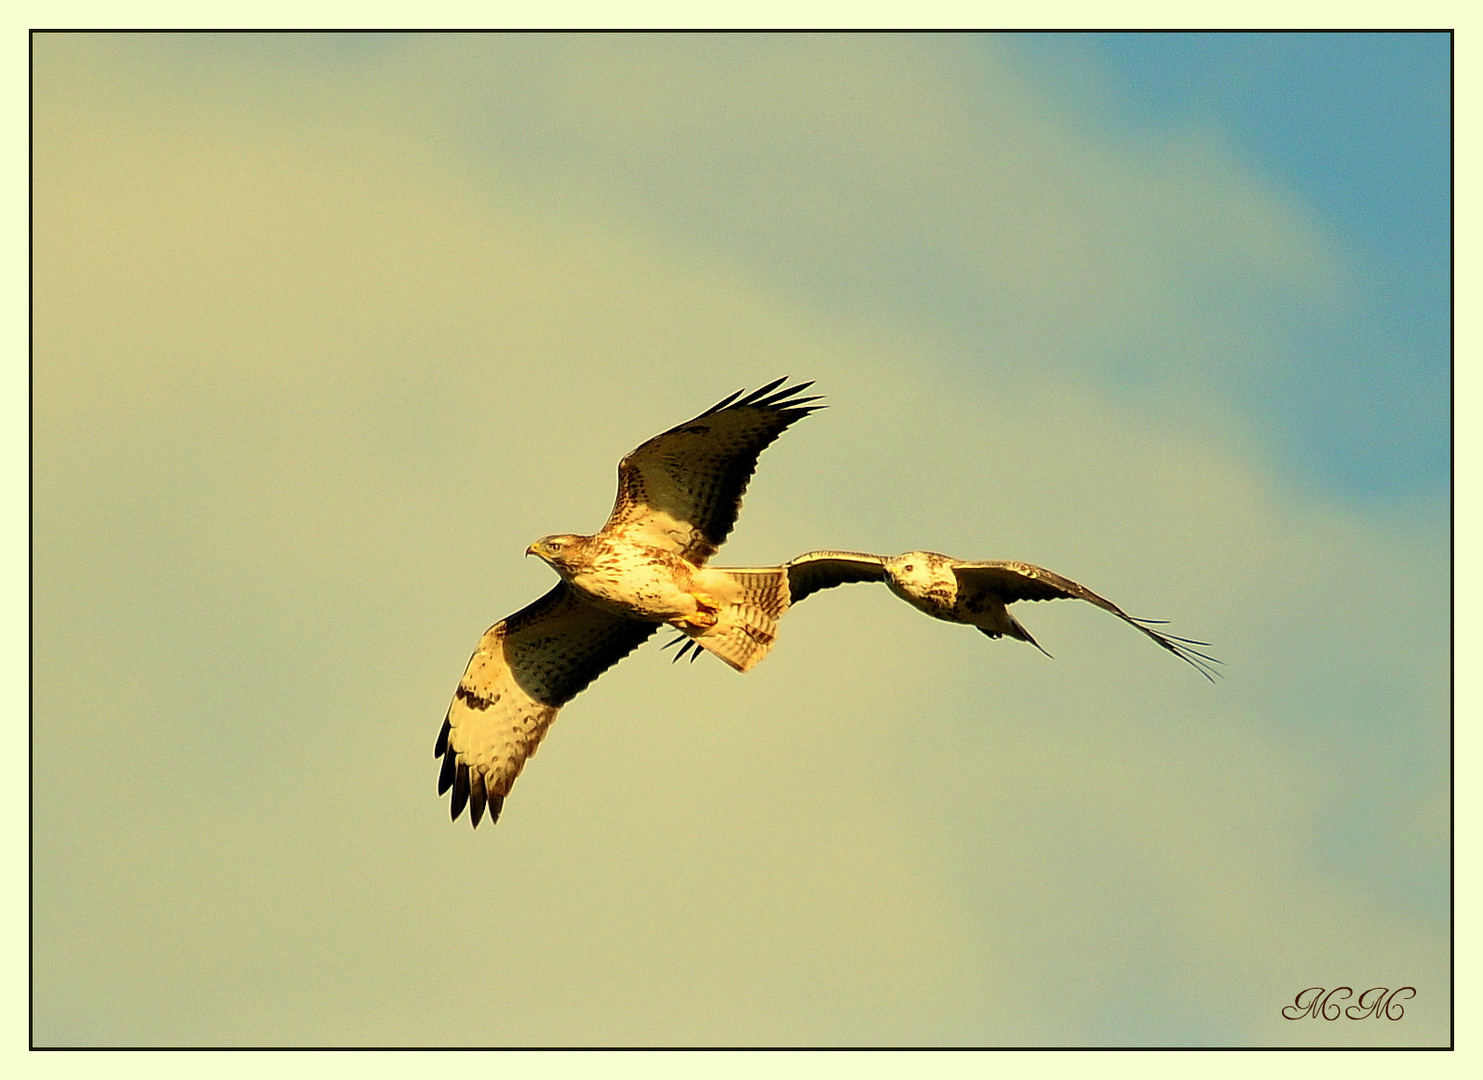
[883,551,954,602]
[527,534,589,573]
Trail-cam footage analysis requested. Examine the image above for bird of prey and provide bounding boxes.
[755,549,1222,680]
[436,378,821,827]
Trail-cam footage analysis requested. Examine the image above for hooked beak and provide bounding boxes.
[525,544,538,557]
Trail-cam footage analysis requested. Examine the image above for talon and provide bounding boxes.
[681,592,721,630]
[669,612,717,631]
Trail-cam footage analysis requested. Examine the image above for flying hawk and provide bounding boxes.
[436,379,820,827]
[752,549,1221,680]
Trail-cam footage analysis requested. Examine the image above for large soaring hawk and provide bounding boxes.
[436,379,820,827]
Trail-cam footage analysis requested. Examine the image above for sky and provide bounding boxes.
[31,31,1450,1048]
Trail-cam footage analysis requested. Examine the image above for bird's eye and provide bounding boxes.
[903,563,914,573]
[548,540,563,550]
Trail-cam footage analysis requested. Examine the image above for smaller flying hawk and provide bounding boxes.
[671,549,1219,680]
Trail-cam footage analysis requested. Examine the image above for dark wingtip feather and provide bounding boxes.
[437,746,457,795]
[706,378,823,418]
[760,380,823,414]
[703,387,746,415]
[450,761,471,821]
[1149,632,1224,682]
[1182,648,1224,682]
[487,794,505,827]
[738,376,789,406]
[1180,656,1222,683]
[1159,632,1218,649]
[1131,617,1215,649]
[434,716,451,759]
[1124,616,1222,681]
[469,772,487,828]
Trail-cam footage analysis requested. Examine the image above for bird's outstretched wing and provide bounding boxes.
[435,584,657,827]
[601,378,822,565]
[784,550,888,603]
[951,561,1223,681]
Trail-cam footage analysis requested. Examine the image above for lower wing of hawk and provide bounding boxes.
[436,584,657,827]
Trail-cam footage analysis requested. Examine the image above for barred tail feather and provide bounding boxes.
[686,567,791,672]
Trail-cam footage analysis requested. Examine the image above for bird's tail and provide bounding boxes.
[682,567,792,672]
[976,608,1054,658]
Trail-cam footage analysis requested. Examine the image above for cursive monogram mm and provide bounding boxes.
[1282,986,1416,1021]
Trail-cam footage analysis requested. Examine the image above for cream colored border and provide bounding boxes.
[10,12,1471,1077]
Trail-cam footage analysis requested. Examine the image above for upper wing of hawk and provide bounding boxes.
[600,377,822,565]
[436,584,658,827]
[951,560,1222,680]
